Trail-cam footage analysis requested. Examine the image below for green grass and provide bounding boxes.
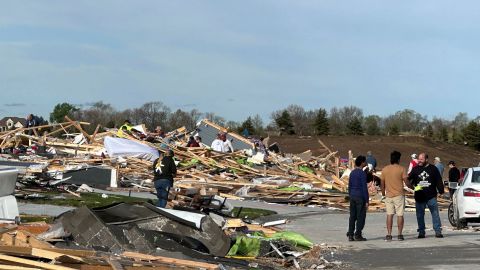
[20,215,54,223]
[230,207,276,220]
[18,192,150,208]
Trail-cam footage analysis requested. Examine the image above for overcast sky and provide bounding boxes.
[1,1,479,122]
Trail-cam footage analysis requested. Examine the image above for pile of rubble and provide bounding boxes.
[0,116,451,212]
[0,168,333,270]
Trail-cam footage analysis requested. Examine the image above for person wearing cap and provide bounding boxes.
[408,153,418,175]
[448,161,460,199]
[434,157,445,179]
[153,149,177,208]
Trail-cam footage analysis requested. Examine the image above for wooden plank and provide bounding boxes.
[15,231,54,249]
[90,125,101,142]
[0,246,84,263]
[0,264,40,270]
[0,254,76,270]
[121,252,219,270]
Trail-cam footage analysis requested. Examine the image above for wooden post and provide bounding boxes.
[348,150,353,170]
[335,156,340,178]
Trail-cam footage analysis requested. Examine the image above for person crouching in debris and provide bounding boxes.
[347,155,369,241]
[153,149,177,208]
[186,136,200,147]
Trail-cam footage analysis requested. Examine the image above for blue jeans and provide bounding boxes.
[154,179,172,208]
[415,197,442,234]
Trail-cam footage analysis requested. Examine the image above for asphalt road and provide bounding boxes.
[236,200,480,269]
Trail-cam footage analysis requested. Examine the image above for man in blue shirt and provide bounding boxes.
[366,151,377,171]
[347,155,369,241]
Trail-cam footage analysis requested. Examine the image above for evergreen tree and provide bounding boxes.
[275,110,295,135]
[346,117,364,135]
[238,117,256,136]
[314,108,329,135]
[365,115,381,135]
[50,102,79,123]
[463,121,480,150]
[425,124,434,138]
[388,124,400,136]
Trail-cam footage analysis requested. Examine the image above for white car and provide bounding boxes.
[449,167,480,228]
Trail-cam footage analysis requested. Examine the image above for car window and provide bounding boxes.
[459,170,469,186]
[472,171,480,183]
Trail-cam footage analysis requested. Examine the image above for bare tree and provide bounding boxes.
[136,102,171,131]
[204,112,226,126]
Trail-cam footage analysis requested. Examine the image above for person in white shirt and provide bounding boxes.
[211,134,225,152]
[223,135,234,153]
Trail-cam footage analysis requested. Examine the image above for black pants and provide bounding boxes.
[348,196,367,236]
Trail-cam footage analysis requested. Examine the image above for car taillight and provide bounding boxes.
[463,188,480,197]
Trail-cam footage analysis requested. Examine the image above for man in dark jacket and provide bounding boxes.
[447,161,460,199]
[25,114,39,135]
[347,155,369,241]
[153,149,177,208]
[408,153,444,238]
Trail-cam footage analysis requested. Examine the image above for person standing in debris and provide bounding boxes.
[211,133,226,152]
[366,151,377,171]
[117,120,134,138]
[152,126,166,138]
[347,155,369,241]
[222,133,234,153]
[380,151,412,241]
[447,161,460,199]
[408,153,418,174]
[194,135,202,146]
[153,149,177,208]
[408,153,444,238]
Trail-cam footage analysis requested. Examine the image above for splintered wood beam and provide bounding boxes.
[91,125,101,142]
[64,116,92,142]
[0,254,76,270]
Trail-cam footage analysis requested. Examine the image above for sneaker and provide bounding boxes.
[418,233,425,239]
[354,235,367,241]
[384,235,392,242]
[435,233,444,238]
[397,235,404,241]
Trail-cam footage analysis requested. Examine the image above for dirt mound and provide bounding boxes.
[270,135,480,171]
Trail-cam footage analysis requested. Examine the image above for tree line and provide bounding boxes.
[49,102,480,150]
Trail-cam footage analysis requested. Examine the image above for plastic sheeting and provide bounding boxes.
[104,136,159,161]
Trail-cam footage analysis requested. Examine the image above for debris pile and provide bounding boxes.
[0,116,451,211]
